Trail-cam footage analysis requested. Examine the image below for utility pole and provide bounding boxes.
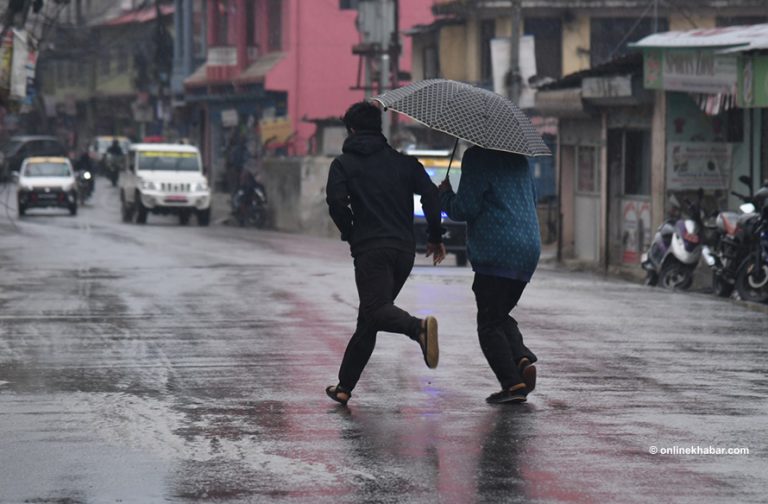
[507,0,522,103]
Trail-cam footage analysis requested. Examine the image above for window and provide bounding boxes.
[423,45,438,79]
[524,17,562,79]
[215,0,230,46]
[479,19,495,86]
[267,0,283,51]
[577,146,598,194]
[590,17,668,67]
[340,0,359,9]
[246,1,257,48]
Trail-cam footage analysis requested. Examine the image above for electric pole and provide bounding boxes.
[507,0,522,103]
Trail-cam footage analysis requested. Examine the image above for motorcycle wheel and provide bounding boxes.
[660,262,693,290]
[712,272,734,298]
[249,205,266,228]
[735,255,768,303]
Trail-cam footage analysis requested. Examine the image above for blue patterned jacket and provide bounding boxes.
[440,146,541,282]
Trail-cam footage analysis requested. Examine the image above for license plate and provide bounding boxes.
[165,195,188,203]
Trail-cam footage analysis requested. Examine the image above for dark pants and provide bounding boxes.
[338,248,422,392]
[472,273,537,390]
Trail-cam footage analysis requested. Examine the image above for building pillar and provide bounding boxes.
[651,90,667,231]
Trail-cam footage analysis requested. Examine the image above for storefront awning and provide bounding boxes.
[534,88,590,118]
[631,23,768,50]
[235,53,285,84]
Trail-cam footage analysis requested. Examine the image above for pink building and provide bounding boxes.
[184,0,435,178]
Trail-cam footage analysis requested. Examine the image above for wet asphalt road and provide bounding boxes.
[0,180,767,504]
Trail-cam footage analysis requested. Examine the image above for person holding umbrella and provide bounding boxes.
[324,101,446,406]
[439,147,540,404]
[373,79,551,404]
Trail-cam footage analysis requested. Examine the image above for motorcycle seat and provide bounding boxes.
[718,212,741,235]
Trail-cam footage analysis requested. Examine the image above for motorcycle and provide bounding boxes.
[231,181,267,228]
[701,176,761,298]
[641,191,706,290]
[733,183,768,303]
[75,168,94,204]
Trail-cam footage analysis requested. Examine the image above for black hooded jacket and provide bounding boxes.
[326,131,443,257]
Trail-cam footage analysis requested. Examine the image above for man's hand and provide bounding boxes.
[438,179,452,194]
[426,242,446,266]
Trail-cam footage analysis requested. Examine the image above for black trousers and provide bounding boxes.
[338,248,422,391]
[472,273,537,390]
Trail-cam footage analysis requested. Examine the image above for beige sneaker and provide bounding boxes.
[518,357,536,393]
[419,316,439,369]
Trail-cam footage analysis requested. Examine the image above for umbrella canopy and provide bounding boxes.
[373,79,551,157]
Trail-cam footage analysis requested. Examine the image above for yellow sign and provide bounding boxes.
[259,117,293,144]
[139,152,197,158]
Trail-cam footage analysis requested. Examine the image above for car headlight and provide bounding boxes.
[139,179,157,191]
[194,181,208,192]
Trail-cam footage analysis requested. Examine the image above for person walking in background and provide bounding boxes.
[439,146,540,404]
[325,101,446,405]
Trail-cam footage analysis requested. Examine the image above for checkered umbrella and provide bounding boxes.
[373,79,551,157]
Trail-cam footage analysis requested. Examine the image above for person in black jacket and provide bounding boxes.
[325,101,446,405]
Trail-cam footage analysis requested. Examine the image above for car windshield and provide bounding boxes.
[137,151,201,171]
[97,138,130,152]
[23,162,71,177]
[2,140,24,154]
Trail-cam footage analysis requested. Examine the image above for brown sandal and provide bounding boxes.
[325,385,351,405]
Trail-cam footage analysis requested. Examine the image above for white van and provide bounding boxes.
[120,144,211,226]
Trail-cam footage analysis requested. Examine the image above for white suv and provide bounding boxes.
[120,144,211,226]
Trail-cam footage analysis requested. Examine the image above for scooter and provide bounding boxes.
[641,191,705,290]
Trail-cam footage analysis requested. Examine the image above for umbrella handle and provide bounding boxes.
[445,138,459,183]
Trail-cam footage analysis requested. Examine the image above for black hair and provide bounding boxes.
[342,101,382,133]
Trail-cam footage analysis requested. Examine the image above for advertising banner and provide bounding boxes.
[738,55,768,108]
[10,29,28,99]
[666,142,733,190]
[644,48,738,94]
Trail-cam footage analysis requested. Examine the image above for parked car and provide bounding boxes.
[407,148,467,266]
[0,135,68,182]
[15,157,78,216]
[119,143,211,226]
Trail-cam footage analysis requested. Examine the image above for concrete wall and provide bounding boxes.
[261,156,339,240]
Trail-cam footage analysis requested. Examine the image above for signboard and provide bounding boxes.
[221,109,239,127]
[0,31,13,92]
[621,199,651,264]
[490,36,537,109]
[582,75,633,99]
[738,55,768,108]
[643,48,738,94]
[260,117,293,144]
[10,29,28,99]
[666,142,733,190]
[207,47,237,66]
